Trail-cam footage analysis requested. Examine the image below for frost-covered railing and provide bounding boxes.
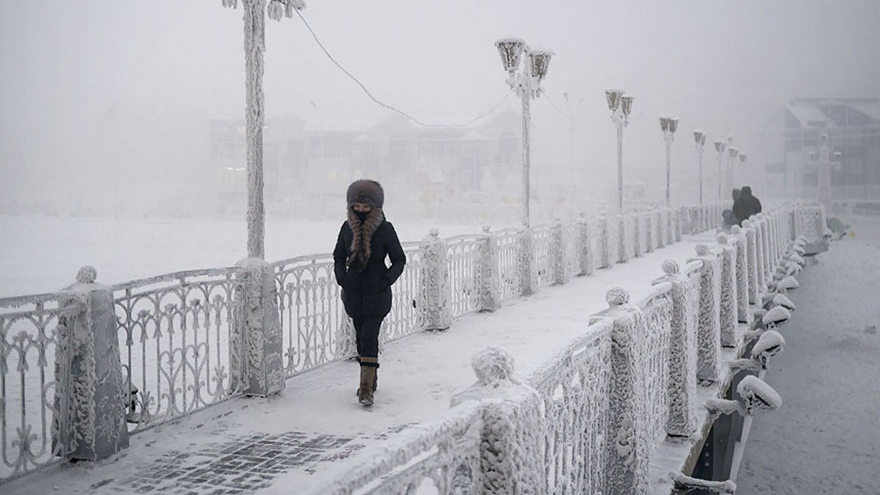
[1,202,726,484]
[112,269,240,434]
[0,293,66,481]
[309,203,812,495]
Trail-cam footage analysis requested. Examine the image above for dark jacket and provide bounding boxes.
[333,219,406,317]
[732,186,762,225]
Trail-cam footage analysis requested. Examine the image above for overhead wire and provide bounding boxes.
[293,9,509,129]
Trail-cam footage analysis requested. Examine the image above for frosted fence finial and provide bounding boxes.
[695,243,710,256]
[482,225,491,233]
[471,347,515,386]
[742,219,752,228]
[661,259,680,276]
[731,225,742,234]
[717,233,728,244]
[606,287,630,307]
[76,266,97,284]
[429,228,440,237]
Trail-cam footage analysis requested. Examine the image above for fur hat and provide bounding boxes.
[346,180,384,210]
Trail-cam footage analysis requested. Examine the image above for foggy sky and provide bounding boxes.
[1,1,878,209]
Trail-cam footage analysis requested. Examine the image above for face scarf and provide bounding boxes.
[353,209,370,223]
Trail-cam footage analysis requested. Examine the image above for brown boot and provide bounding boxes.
[358,366,376,406]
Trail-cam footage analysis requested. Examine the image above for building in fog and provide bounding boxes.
[207,109,522,214]
[782,98,880,200]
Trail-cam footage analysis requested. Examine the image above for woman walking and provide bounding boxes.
[333,180,406,406]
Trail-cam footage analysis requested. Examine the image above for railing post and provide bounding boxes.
[656,208,666,248]
[716,233,738,348]
[674,207,683,242]
[517,228,537,296]
[590,288,650,494]
[645,209,655,253]
[761,214,773,286]
[633,212,642,258]
[688,244,721,384]
[53,266,129,462]
[652,261,697,439]
[599,214,611,269]
[576,213,593,276]
[419,229,453,330]
[752,216,767,295]
[551,218,568,285]
[478,226,501,312]
[617,214,629,263]
[665,208,674,245]
[450,347,544,493]
[232,258,285,396]
[742,219,760,305]
[730,225,751,324]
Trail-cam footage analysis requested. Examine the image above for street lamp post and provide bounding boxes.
[605,90,634,213]
[714,139,727,201]
[694,130,707,204]
[222,0,305,259]
[494,39,553,228]
[728,146,739,197]
[659,116,678,205]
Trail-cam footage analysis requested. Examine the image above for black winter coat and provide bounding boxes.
[333,219,406,318]
[732,191,762,225]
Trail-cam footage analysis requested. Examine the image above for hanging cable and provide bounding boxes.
[293,9,509,129]
[541,92,575,122]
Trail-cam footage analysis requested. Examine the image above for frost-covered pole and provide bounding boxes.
[713,139,727,202]
[243,0,266,259]
[520,88,531,228]
[660,117,678,205]
[694,131,707,204]
[808,134,841,216]
[493,39,552,229]
[224,0,306,258]
[605,90,633,213]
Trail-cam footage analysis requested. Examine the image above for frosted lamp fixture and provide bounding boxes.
[714,140,726,153]
[621,95,634,117]
[728,147,739,159]
[669,118,679,133]
[605,89,624,111]
[528,50,553,82]
[739,153,748,163]
[495,38,525,74]
[820,133,828,143]
[694,130,705,145]
[659,117,670,132]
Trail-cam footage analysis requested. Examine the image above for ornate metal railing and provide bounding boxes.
[528,320,612,494]
[495,229,521,301]
[112,268,239,434]
[636,285,674,448]
[532,225,554,288]
[446,235,483,318]
[0,294,66,481]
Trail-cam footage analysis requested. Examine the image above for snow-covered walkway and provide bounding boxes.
[3,232,714,495]
[736,215,880,495]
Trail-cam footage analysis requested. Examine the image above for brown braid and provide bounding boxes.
[346,208,384,271]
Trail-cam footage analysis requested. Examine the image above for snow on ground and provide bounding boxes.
[0,214,487,297]
[736,215,880,495]
[0,226,710,495]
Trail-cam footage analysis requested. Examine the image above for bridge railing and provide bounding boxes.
[0,202,728,484]
[305,202,822,495]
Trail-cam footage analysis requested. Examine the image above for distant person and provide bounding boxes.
[333,180,406,406]
[733,186,762,225]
